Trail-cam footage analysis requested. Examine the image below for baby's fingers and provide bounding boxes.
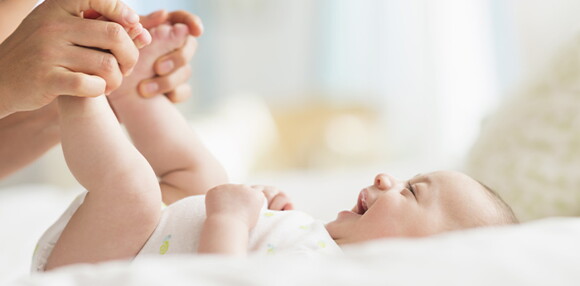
[269,193,294,211]
[250,185,293,210]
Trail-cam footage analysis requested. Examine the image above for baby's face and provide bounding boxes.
[325,171,495,245]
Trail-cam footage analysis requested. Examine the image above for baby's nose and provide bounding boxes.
[374,173,394,190]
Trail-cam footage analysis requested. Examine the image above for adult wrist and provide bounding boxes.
[0,44,17,118]
[0,79,15,119]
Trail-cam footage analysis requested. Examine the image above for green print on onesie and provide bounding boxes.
[263,211,275,217]
[267,243,276,255]
[159,234,172,255]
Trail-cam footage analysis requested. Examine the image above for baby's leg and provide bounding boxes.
[45,96,161,271]
[109,24,229,205]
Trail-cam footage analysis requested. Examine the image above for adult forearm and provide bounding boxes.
[198,215,250,256]
[0,0,147,119]
[0,102,60,179]
[0,0,38,43]
[0,83,15,119]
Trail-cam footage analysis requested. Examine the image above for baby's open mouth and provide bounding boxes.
[356,190,368,215]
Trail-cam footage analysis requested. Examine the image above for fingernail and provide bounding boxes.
[135,38,146,49]
[128,24,143,40]
[125,8,140,24]
[136,30,152,48]
[144,82,159,95]
[158,60,174,75]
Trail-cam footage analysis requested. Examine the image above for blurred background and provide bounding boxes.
[3,0,580,226]
[3,0,580,280]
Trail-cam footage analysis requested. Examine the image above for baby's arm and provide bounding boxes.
[108,24,227,205]
[198,184,264,255]
[46,95,161,270]
[198,185,292,255]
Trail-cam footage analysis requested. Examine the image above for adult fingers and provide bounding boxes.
[54,0,140,27]
[154,36,197,76]
[131,28,152,49]
[67,17,139,75]
[59,45,123,94]
[79,13,150,49]
[126,23,151,47]
[138,64,192,98]
[48,68,106,97]
[165,84,192,104]
[166,10,204,37]
[140,10,169,29]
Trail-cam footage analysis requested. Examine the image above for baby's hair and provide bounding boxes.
[478,181,519,225]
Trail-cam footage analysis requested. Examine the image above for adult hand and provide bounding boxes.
[138,10,203,103]
[0,0,150,118]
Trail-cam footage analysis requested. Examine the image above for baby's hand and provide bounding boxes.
[205,184,265,229]
[251,185,294,211]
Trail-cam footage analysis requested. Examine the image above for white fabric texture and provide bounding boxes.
[32,192,340,272]
[137,195,340,258]
[12,217,580,286]
[30,192,87,273]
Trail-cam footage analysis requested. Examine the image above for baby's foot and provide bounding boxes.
[109,23,189,99]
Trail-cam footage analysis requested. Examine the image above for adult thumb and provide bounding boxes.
[53,0,140,27]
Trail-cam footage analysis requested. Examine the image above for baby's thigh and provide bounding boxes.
[44,189,161,271]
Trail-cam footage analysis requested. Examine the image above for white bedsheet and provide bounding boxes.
[6,217,580,286]
[2,184,580,285]
[0,185,79,282]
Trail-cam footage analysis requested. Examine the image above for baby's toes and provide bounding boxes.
[168,23,190,50]
[149,24,173,47]
[148,24,189,53]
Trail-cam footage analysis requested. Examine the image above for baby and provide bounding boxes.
[326,171,517,244]
[31,21,518,272]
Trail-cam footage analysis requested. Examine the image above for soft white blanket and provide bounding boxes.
[8,217,580,286]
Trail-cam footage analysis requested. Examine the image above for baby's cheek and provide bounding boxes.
[358,209,389,230]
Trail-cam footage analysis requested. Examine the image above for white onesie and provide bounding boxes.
[32,192,341,272]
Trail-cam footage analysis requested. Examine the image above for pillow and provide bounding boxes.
[466,36,580,221]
